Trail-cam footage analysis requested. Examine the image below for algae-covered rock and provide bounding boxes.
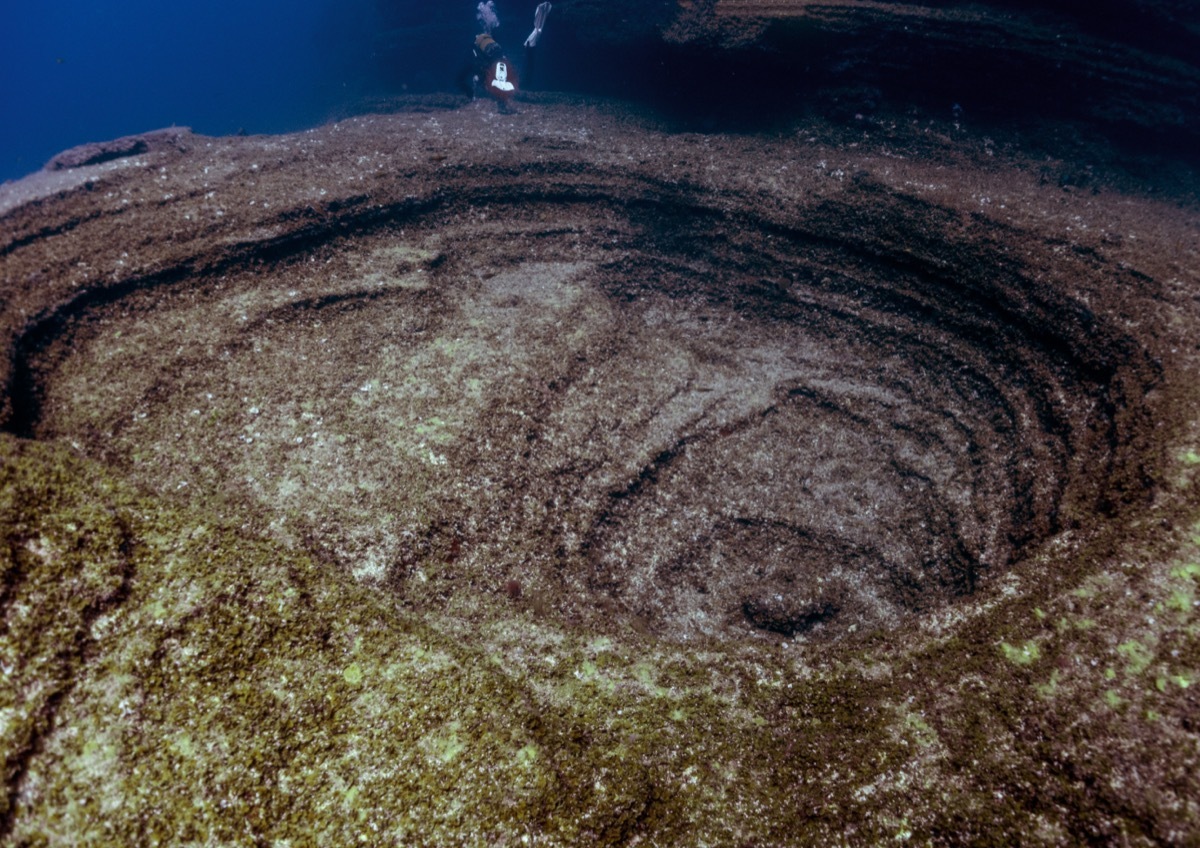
[0,435,738,844]
[1,100,1199,843]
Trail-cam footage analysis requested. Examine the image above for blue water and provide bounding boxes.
[0,0,383,184]
[1,1,617,185]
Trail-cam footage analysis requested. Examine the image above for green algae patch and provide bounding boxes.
[1000,640,1041,665]
[341,661,364,685]
[1116,639,1155,676]
[1172,562,1200,581]
[422,720,467,764]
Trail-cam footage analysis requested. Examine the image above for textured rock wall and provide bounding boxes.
[555,0,1200,144]
[1,100,1199,843]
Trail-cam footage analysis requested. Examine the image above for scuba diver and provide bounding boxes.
[460,31,520,112]
[457,3,551,114]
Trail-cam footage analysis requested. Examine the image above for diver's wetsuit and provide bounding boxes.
[456,34,518,112]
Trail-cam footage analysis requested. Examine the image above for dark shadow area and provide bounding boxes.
[359,1,1200,168]
[514,20,1200,165]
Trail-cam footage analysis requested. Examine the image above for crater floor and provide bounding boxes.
[2,99,1199,844]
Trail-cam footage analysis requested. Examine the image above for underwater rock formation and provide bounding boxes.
[1,89,1199,844]
[557,0,1200,149]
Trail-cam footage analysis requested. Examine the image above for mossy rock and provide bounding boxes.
[2,102,1199,844]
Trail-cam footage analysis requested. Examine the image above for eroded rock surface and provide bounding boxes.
[556,0,1200,146]
[2,99,1199,844]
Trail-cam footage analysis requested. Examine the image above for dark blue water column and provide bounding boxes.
[0,0,377,183]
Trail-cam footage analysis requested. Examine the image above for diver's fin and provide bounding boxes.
[525,2,551,48]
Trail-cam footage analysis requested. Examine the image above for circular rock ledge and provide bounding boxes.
[0,111,1169,643]
[2,101,1199,843]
